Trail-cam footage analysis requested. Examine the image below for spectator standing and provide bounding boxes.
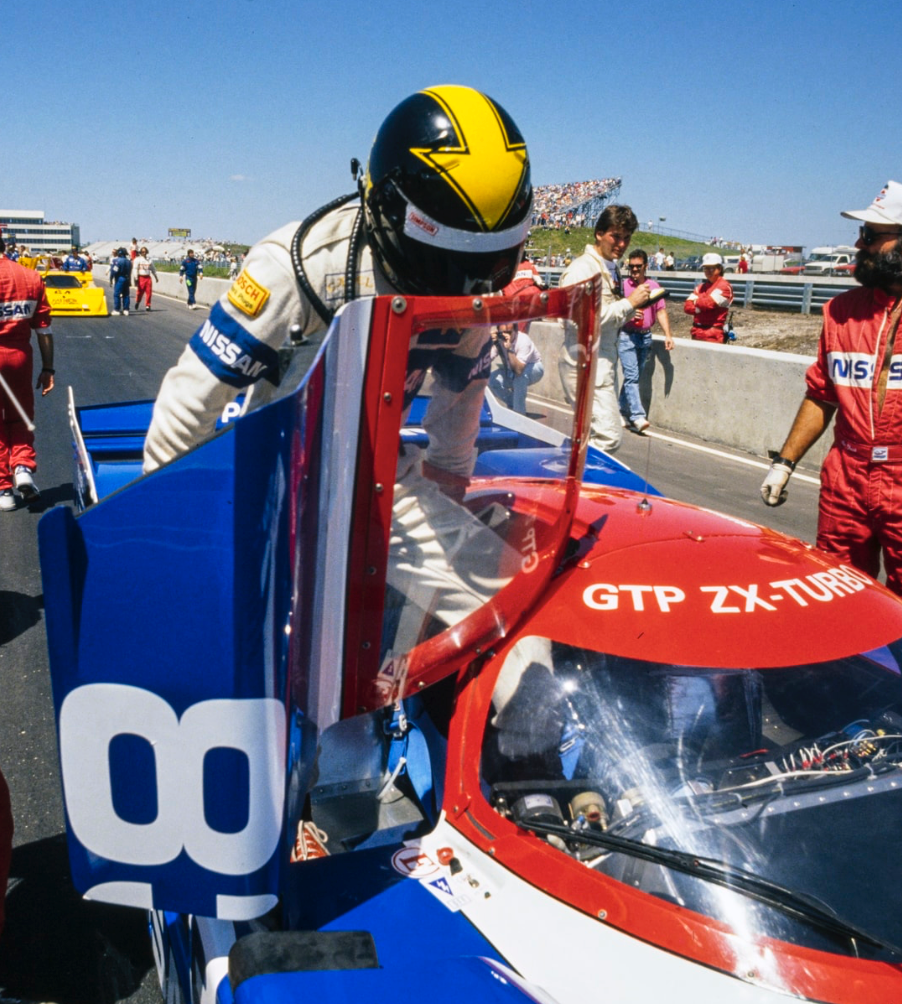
[0,236,55,510]
[760,180,902,596]
[228,255,239,280]
[489,323,544,414]
[738,251,750,274]
[133,246,158,311]
[109,247,132,315]
[558,205,651,452]
[129,238,139,260]
[664,251,675,270]
[684,252,733,342]
[619,249,673,433]
[179,250,203,309]
[653,247,666,271]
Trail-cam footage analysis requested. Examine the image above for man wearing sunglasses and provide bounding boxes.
[619,249,673,433]
[761,180,902,596]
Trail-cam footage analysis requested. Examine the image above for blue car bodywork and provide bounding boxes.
[41,286,658,1003]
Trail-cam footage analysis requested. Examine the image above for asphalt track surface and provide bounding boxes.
[0,292,820,1003]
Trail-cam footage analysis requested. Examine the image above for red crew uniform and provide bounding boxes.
[502,259,544,297]
[0,257,52,490]
[805,285,902,593]
[684,275,733,342]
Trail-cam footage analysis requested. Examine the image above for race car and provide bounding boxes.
[832,260,858,278]
[41,269,109,316]
[17,253,107,316]
[38,280,902,1004]
[18,253,63,273]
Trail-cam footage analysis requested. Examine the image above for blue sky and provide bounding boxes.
[5,0,900,252]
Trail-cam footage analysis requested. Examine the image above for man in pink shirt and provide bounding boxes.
[619,249,672,433]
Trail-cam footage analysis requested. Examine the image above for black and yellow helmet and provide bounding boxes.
[363,84,532,296]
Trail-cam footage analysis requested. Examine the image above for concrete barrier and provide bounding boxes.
[525,321,827,474]
[93,266,229,309]
[93,267,825,474]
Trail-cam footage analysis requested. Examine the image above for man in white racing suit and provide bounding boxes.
[144,205,389,468]
[144,85,534,656]
[558,205,652,453]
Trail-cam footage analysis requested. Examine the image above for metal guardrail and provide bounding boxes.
[537,268,856,314]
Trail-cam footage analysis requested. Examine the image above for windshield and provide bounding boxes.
[482,635,902,958]
[44,274,82,288]
[343,283,598,713]
[808,253,832,262]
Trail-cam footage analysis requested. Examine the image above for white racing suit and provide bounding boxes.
[144,203,514,656]
[558,245,636,453]
[144,205,390,467]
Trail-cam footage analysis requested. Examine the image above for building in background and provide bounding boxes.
[0,211,81,254]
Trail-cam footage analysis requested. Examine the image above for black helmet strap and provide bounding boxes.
[291,191,366,327]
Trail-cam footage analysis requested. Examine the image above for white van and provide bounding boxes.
[751,254,786,273]
[802,246,857,276]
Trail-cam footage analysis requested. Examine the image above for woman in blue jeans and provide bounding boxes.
[618,250,673,432]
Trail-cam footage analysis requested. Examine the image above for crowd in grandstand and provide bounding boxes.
[531,179,621,229]
[80,237,245,265]
[71,179,749,265]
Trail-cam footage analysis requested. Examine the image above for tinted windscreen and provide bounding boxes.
[483,636,902,958]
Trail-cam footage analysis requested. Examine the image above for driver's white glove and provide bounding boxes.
[760,457,795,507]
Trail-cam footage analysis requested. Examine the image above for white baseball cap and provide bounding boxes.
[841,180,902,225]
[701,252,723,266]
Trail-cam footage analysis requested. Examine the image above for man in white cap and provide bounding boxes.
[683,252,733,342]
[761,180,902,595]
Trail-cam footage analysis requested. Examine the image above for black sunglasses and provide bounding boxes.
[859,224,902,246]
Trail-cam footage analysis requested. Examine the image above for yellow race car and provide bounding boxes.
[42,270,109,317]
[20,253,63,273]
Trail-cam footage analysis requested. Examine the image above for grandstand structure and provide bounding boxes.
[531,178,622,229]
[82,239,233,263]
[80,179,627,264]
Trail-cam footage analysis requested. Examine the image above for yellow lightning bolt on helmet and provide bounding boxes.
[363,84,533,296]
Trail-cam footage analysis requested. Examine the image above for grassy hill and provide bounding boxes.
[527,226,715,262]
[155,229,712,278]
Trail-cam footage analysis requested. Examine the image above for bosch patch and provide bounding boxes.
[227,269,270,318]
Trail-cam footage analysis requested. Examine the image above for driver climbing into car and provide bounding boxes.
[143,85,534,662]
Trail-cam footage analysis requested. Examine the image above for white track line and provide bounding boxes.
[642,429,820,485]
[530,395,820,486]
